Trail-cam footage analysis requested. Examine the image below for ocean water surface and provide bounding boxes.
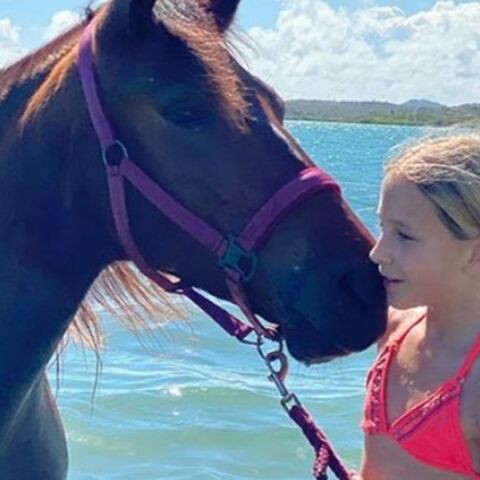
[52,121,432,479]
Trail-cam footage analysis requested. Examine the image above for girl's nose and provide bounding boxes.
[369,234,390,266]
[369,243,380,264]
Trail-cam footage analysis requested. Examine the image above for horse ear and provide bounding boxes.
[206,0,242,32]
[103,0,157,38]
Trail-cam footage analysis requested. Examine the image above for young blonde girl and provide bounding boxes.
[360,134,480,479]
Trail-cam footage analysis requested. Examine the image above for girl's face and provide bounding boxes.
[370,174,472,310]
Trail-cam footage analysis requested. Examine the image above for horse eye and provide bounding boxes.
[164,107,205,129]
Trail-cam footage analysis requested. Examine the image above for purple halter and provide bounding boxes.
[78,19,354,480]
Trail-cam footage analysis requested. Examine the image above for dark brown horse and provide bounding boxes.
[0,1,386,478]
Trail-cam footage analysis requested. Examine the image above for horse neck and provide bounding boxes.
[0,52,114,273]
[0,54,111,448]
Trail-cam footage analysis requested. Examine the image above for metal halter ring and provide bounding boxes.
[102,140,129,167]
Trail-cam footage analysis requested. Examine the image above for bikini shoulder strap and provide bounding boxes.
[391,312,426,348]
[457,333,480,380]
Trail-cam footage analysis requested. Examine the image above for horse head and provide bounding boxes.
[78,0,386,363]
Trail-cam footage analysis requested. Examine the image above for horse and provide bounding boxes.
[0,0,386,478]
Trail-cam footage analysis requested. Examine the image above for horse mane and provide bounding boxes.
[1,1,251,353]
[72,263,185,352]
[0,23,85,110]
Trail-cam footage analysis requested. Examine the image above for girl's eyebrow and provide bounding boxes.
[392,220,415,231]
[377,213,415,231]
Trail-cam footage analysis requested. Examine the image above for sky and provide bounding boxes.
[1,0,480,105]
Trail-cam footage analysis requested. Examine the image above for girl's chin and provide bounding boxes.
[385,281,426,310]
[387,297,421,310]
[386,288,418,310]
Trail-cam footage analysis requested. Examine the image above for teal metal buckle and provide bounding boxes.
[218,235,257,282]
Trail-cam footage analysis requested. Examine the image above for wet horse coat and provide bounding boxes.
[0,1,386,478]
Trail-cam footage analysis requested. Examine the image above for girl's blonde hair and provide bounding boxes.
[386,134,480,240]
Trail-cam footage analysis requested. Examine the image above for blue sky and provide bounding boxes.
[3,0,478,46]
[2,1,480,105]
[240,0,480,26]
[1,1,476,28]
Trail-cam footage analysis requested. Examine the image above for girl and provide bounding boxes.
[360,135,480,479]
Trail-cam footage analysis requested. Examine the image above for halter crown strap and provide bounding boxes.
[78,22,115,148]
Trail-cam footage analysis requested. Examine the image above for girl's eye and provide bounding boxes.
[397,231,414,241]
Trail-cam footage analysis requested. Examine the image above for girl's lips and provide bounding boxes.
[383,277,403,286]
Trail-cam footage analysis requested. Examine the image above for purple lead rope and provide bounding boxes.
[289,405,355,479]
[208,305,356,480]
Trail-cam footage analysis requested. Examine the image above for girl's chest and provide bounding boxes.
[386,354,454,427]
[386,338,480,460]
[385,333,458,423]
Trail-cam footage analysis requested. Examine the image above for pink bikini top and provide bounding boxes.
[361,315,480,478]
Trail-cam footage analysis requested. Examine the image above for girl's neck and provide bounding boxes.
[424,296,480,352]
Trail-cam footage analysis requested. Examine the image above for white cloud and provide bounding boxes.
[0,19,25,68]
[43,10,81,41]
[0,10,81,69]
[4,2,480,106]
[240,0,480,105]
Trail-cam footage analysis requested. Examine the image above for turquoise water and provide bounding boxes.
[53,122,428,480]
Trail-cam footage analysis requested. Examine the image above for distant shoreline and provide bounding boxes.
[284,99,480,128]
[285,116,442,126]
[284,117,479,127]
[285,116,480,127]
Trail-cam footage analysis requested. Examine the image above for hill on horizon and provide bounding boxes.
[284,98,480,126]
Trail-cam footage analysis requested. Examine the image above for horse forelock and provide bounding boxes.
[154,0,249,129]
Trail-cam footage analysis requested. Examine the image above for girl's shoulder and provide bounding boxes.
[461,333,480,446]
[377,306,426,351]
